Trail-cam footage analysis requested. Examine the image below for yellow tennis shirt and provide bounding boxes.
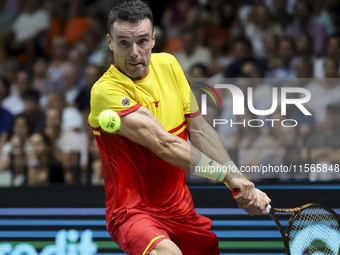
[88,53,202,232]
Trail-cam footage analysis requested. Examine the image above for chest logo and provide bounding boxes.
[121,97,131,107]
[152,101,160,107]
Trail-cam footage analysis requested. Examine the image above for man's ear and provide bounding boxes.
[107,34,113,51]
[152,31,155,48]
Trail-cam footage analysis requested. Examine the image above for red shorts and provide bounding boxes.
[109,212,219,255]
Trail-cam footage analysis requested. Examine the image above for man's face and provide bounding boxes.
[233,42,249,60]
[327,38,340,56]
[279,40,293,60]
[295,2,310,20]
[107,18,155,80]
[86,65,100,87]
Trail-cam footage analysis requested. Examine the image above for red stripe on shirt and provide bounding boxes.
[92,127,100,131]
[169,121,186,134]
[118,104,142,116]
[185,110,201,118]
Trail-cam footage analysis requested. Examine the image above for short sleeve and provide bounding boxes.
[171,56,200,117]
[88,82,141,128]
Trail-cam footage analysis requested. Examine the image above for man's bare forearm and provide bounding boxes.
[188,116,231,165]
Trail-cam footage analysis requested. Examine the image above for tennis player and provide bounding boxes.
[88,1,271,254]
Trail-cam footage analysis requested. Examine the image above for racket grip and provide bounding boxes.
[232,188,240,196]
[232,188,272,214]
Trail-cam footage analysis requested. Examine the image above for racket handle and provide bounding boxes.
[231,188,240,196]
[232,188,272,214]
[266,204,272,214]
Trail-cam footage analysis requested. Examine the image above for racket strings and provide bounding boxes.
[288,207,340,255]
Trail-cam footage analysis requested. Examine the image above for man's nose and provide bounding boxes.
[130,43,138,58]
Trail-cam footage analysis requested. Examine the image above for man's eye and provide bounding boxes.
[120,41,129,46]
[138,39,147,44]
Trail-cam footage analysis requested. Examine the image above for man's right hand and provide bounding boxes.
[225,177,271,215]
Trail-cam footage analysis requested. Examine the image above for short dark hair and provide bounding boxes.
[296,0,313,14]
[0,75,10,98]
[7,113,33,141]
[21,89,40,103]
[190,63,210,77]
[327,101,340,112]
[280,36,296,52]
[108,0,154,36]
[232,36,252,52]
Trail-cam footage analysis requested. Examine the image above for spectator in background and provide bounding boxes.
[81,28,106,66]
[304,101,340,181]
[241,60,273,109]
[285,0,326,57]
[63,0,91,46]
[324,58,340,79]
[0,114,32,175]
[76,64,103,113]
[88,136,103,185]
[44,107,87,182]
[224,36,267,78]
[27,133,64,186]
[0,76,13,137]
[189,63,210,79]
[313,0,335,36]
[22,90,45,134]
[202,10,229,52]
[61,64,80,106]
[264,0,297,16]
[67,48,87,89]
[201,8,232,78]
[237,0,263,28]
[0,1,14,36]
[152,26,166,53]
[245,4,282,58]
[4,0,50,64]
[282,82,315,141]
[296,32,314,60]
[314,35,340,78]
[269,37,299,78]
[2,69,31,115]
[161,0,199,38]
[0,59,18,87]
[43,0,63,57]
[102,49,114,70]
[174,27,212,78]
[263,33,281,72]
[222,109,284,180]
[0,1,15,59]
[217,77,268,140]
[47,36,68,91]
[296,59,313,79]
[304,58,340,130]
[32,58,52,106]
[220,1,237,29]
[0,135,27,187]
[47,92,84,132]
[328,2,340,35]
[260,125,307,181]
[279,127,305,175]
[271,0,293,29]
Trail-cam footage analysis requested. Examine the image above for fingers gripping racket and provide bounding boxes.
[231,188,340,255]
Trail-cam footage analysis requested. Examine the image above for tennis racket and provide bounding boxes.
[231,188,340,255]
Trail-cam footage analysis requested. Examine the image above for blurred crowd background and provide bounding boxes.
[0,0,339,187]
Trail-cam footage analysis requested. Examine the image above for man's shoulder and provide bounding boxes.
[151,52,177,65]
[91,66,124,95]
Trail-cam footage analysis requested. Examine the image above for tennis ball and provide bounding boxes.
[98,110,121,133]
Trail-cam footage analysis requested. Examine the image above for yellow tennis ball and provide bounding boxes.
[98,110,121,133]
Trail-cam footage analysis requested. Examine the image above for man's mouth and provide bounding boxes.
[129,62,143,67]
